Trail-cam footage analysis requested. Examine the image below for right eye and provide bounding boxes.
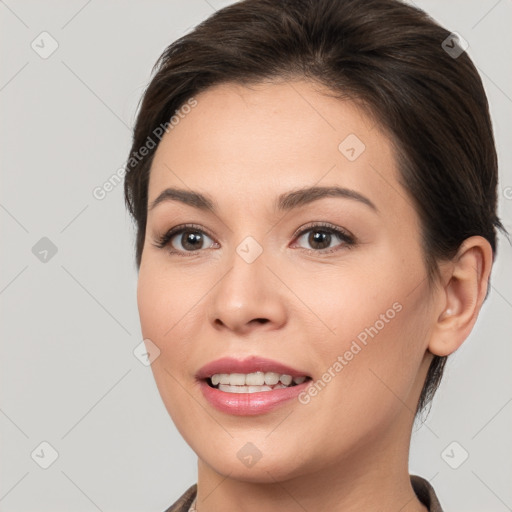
[153,224,218,256]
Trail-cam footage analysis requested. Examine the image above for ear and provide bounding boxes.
[428,236,494,357]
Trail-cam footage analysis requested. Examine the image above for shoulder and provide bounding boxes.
[410,474,444,512]
[162,484,197,512]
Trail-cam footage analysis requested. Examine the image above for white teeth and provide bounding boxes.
[218,384,273,393]
[218,384,246,393]
[246,372,265,386]
[210,372,307,388]
[280,374,293,386]
[264,372,280,385]
[230,373,246,386]
[248,385,272,393]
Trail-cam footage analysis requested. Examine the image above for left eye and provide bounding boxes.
[293,225,354,252]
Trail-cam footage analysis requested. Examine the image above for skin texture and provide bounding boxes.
[137,80,493,512]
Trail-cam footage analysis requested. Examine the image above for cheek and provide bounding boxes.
[312,284,431,443]
[137,261,203,344]
[137,265,205,438]
[283,260,403,354]
[299,255,430,417]
[136,264,200,405]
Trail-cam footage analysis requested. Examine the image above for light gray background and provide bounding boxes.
[1,1,511,511]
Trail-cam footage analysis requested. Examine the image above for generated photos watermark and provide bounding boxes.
[298,301,403,404]
[92,97,198,201]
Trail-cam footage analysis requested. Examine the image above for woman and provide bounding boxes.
[124,0,506,510]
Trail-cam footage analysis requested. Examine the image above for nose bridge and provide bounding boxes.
[218,234,269,309]
[208,232,286,332]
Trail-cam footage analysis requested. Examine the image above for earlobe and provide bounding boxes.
[428,236,493,357]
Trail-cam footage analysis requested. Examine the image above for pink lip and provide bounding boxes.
[199,380,310,415]
[196,356,311,416]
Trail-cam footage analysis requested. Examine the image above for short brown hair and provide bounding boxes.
[124,0,506,416]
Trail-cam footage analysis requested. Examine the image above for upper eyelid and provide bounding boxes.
[292,221,352,238]
[166,222,348,240]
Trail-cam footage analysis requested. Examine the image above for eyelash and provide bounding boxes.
[152,222,356,257]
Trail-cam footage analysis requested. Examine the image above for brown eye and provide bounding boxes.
[153,224,217,255]
[294,223,355,253]
[305,230,332,250]
[170,230,215,252]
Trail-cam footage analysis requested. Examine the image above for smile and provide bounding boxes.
[197,356,313,415]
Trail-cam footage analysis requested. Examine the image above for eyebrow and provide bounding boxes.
[148,185,378,213]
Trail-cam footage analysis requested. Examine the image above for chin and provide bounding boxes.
[200,450,310,483]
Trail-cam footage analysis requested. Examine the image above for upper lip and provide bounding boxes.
[196,356,310,379]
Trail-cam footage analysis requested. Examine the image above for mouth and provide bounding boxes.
[206,371,311,393]
[196,356,312,415]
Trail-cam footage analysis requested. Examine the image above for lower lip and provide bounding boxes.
[199,380,310,415]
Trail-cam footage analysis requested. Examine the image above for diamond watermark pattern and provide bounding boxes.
[441,441,469,469]
[31,441,59,469]
[133,338,161,366]
[237,442,263,468]
[31,31,59,59]
[338,134,366,161]
[236,236,263,264]
[32,237,58,263]
[441,32,469,59]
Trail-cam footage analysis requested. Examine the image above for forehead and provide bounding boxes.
[147,80,404,215]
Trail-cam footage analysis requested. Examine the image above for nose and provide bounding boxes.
[208,245,287,336]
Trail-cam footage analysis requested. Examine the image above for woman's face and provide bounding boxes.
[137,80,438,481]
